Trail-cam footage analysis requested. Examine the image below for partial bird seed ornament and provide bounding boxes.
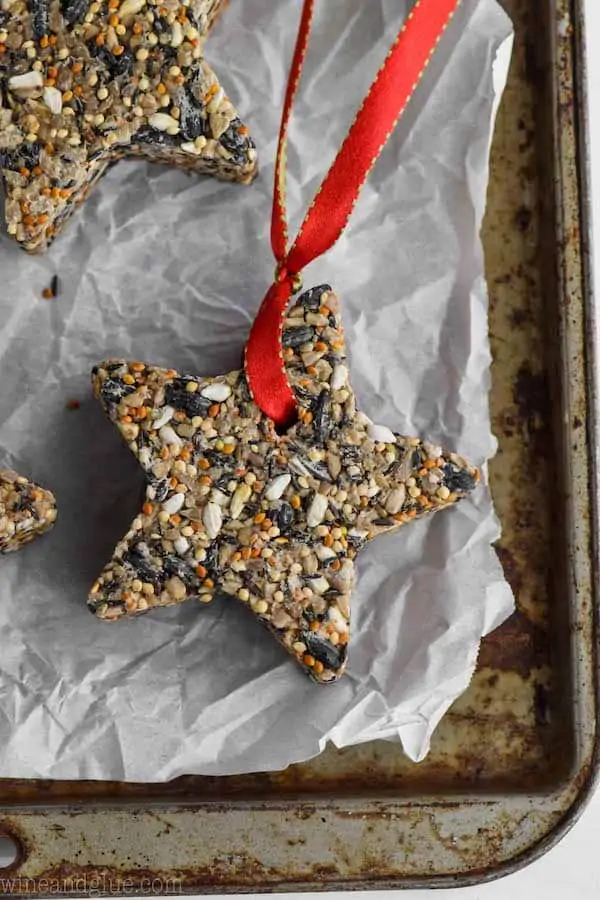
[89,0,478,684]
[0,0,257,253]
[0,469,57,552]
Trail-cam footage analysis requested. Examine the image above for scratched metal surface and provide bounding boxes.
[0,0,596,894]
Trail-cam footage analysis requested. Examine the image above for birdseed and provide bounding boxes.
[0,468,57,552]
[88,284,479,683]
[0,0,257,253]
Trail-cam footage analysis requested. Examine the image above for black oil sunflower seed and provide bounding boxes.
[12,492,36,517]
[104,589,128,608]
[282,325,315,349]
[165,380,212,418]
[100,377,136,406]
[163,556,197,585]
[298,284,332,310]
[302,632,345,670]
[237,372,253,404]
[219,117,247,155]
[0,142,41,172]
[443,464,477,494]
[212,474,234,493]
[203,543,219,575]
[299,456,332,483]
[202,449,236,471]
[289,446,332,482]
[269,501,294,533]
[109,47,134,78]
[312,389,333,441]
[151,13,170,34]
[292,384,315,405]
[148,477,169,503]
[29,0,50,38]
[133,124,178,147]
[90,42,134,79]
[179,87,206,140]
[123,547,161,587]
[340,445,361,465]
[60,0,90,24]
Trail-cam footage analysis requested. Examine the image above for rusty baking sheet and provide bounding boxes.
[0,0,596,893]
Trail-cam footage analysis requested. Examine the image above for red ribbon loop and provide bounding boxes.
[245,278,297,426]
[245,0,462,427]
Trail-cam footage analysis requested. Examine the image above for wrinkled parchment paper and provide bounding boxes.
[0,0,514,779]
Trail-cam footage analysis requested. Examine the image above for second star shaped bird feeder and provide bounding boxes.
[88,0,479,683]
[0,0,257,252]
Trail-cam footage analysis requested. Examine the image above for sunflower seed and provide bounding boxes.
[327,454,341,480]
[201,383,232,402]
[367,422,397,444]
[311,576,330,595]
[316,545,336,562]
[162,493,185,515]
[148,113,180,133]
[174,536,189,556]
[331,364,348,390]
[152,405,174,430]
[265,473,291,501]
[328,605,349,633]
[43,86,62,115]
[384,485,406,515]
[9,71,44,91]
[209,489,229,507]
[230,483,252,519]
[203,502,222,539]
[307,493,328,528]
[158,425,182,448]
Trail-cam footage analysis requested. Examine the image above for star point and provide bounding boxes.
[89,284,478,683]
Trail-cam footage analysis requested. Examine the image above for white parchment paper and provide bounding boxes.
[0,0,514,780]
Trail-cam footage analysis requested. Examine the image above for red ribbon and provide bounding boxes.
[245,0,462,427]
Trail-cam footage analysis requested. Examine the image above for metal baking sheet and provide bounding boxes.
[0,0,596,892]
